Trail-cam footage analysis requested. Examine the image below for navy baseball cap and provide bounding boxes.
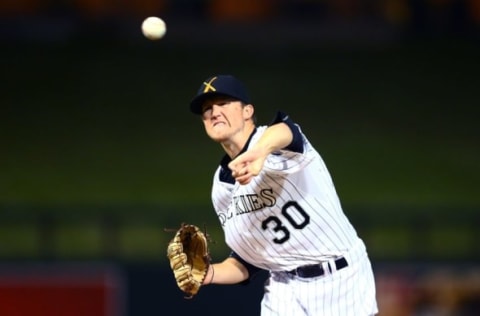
[189,75,251,114]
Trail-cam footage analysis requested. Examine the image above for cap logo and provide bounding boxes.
[202,77,218,93]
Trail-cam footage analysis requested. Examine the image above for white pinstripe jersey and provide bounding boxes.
[211,124,361,271]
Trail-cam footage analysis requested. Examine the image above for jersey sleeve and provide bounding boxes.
[269,111,304,153]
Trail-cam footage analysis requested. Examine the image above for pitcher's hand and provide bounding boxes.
[228,148,268,185]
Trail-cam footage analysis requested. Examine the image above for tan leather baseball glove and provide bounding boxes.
[167,223,210,298]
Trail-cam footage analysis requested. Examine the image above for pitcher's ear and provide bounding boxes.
[243,104,254,120]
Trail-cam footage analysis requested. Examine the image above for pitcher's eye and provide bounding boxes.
[202,99,235,113]
[202,106,212,114]
[218,99,236,106]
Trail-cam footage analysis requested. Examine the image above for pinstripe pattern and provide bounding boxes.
[211,125,378,315]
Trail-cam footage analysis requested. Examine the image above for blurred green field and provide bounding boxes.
[2,38,479,207]
[1,37,479,261]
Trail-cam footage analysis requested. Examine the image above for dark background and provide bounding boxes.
[1,1,480,315]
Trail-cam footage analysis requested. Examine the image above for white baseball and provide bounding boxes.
[141,16,166,40]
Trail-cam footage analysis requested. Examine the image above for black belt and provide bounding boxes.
[287,257,348,278]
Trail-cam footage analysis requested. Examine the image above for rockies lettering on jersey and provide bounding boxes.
[234,189,276,214]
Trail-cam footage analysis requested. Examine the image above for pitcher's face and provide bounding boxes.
[201,97,253,142]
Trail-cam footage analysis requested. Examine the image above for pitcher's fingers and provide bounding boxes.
[232,166,248,178]
[235,174,253,185]
[228,157,249,171]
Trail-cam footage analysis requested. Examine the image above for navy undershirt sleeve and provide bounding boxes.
[229,251,263,285]
[269,111,304,153]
